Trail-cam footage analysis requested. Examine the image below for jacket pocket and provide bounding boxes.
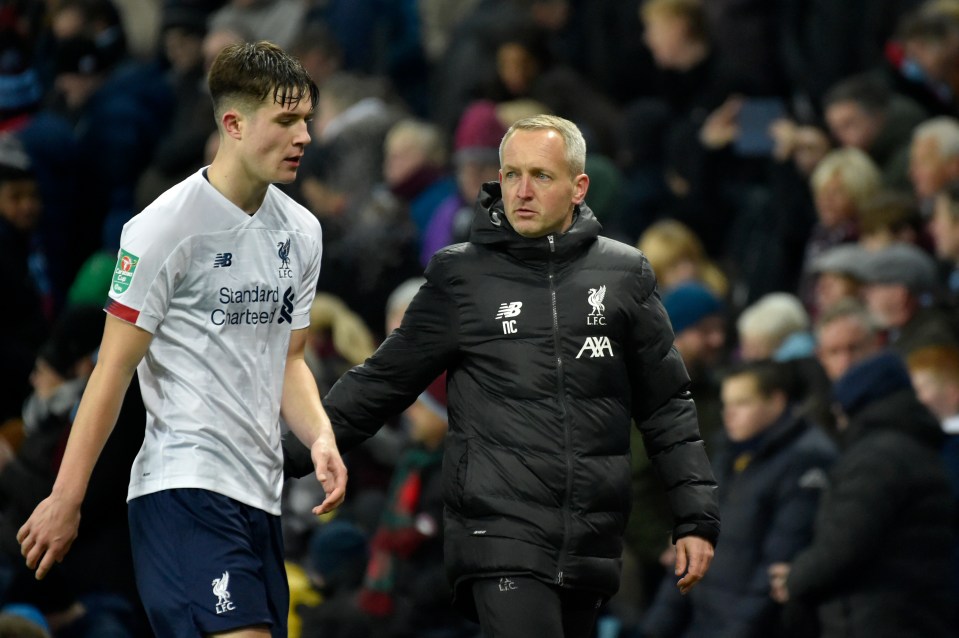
[444,438,469,513]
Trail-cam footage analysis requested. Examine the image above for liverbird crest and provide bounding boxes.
[277,238,291,268]
[587,285,606,316]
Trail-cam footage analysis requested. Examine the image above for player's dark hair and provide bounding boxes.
[208,40,318,119]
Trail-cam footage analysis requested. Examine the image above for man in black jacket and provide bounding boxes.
[288,114,720,637]
[768,351,956,637]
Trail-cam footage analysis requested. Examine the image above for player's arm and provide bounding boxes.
[17,314,152,580]
[280,327,347,515]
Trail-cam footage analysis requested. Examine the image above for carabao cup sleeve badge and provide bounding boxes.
[112,249,140,294]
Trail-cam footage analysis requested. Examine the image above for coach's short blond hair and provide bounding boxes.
[499,114,587,176]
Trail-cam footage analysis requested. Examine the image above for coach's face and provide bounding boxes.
[499,129,588,238]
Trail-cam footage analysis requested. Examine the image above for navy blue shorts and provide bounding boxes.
[128,489,289,638]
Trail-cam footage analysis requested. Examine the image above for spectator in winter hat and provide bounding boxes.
[421,100,506,266]
[52,36,111,111]
[807,243,868,318]
[663,281,728,449]
[663,282,726,376]
[859,242,957,355]
[307,519,369,595]
[298,519,372,637]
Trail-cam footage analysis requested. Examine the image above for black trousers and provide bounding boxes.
[471,575,603,638]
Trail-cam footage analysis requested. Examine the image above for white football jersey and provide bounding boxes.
[106,168,322,514]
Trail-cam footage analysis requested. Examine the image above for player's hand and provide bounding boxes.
[16,494,81,580]
[675,535,714,595]
[311,434,347,515]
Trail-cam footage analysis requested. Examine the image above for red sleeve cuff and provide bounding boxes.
[105,299,140,324]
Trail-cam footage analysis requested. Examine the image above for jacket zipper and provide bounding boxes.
[548,234,572,586]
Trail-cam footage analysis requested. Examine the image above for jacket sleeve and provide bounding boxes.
[323,258,460,454]
[625,262,720,546]
[283,262,460,480]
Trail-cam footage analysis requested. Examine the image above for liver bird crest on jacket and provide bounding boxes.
[588,286,606,316]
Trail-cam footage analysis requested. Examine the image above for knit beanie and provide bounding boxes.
[453,100,506,165]
[662,282,723,334]
[833,351,912,416]
[308,519,369,592]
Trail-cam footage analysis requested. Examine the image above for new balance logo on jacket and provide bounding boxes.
[495,301,523,319]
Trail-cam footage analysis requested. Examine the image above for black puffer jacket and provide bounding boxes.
[786,353,955,638]
[321,183,719,609]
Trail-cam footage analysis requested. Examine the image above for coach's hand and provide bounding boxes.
[675,535,714,595]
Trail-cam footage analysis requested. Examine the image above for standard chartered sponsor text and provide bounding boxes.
[212,285,281,326]
[219,285,280,304]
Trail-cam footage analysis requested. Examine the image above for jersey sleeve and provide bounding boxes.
[105,217,184,333]
[289,220,322,330]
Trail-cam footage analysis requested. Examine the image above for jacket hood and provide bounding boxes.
[469,181,602,260]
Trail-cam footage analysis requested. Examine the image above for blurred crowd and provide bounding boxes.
[1,0,959,636]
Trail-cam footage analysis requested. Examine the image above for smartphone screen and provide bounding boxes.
[733,98,787,157]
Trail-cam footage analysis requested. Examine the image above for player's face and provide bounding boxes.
[243,96,312,185]
[499,129,588,238]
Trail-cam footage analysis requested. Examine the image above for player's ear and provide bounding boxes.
[221,109,243,140]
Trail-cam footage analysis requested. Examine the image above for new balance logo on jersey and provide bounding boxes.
[213,253,233,268]
[495,301,523,334]
[212,571,235,614]
[278,286,295,324]
[576,336,614,359]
